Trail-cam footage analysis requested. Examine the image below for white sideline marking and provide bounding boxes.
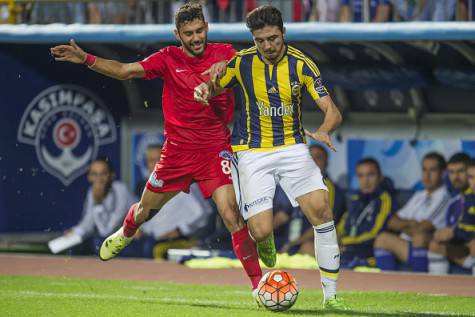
[0,290,251,307]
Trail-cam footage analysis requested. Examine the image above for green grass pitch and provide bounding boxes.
[1,275,474,316]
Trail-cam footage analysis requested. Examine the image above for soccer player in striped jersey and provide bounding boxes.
[194,5,346,309]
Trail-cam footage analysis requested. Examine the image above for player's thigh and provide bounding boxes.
[232,151,276,221]
[374,232,409,262]
[277,144,328,219]
[247,209,274,242]
[196,147,234,199]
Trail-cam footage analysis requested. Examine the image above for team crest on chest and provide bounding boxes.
[291,81,301,97]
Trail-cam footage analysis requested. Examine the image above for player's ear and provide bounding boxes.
[282,27,286,37]
[174,29,180,41]
[204,22,209,32]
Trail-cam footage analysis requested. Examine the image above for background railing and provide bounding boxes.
[0,0,473,25]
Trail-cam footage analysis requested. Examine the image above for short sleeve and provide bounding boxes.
[222,43,237,60]
[301,59,328,100]
[219,55,238,88]
[138,49,167,80]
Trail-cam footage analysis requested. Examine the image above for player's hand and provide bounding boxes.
[201,60,227,84]
[304,129,336,151]
[194,83,210,105]
[50,39,86,64]
[434,227,454,242]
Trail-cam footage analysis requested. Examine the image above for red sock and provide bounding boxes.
[122,203,139,237]
[232,225,262,289]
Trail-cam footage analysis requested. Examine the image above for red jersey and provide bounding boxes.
[139,43,236,151]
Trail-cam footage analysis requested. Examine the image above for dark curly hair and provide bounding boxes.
[175,2,205,29]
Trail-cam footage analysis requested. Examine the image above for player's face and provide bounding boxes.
[175,18,208,57]
[252,26,285,64]
[356,163,382,194]
[467,166,475,192]
[309,147,328,172]
[422,158,443,192]
[447,162,467,191]
[88,161,112,187]
[146,148,162,173]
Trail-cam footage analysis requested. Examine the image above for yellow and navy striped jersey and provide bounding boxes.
[219,45,328,152]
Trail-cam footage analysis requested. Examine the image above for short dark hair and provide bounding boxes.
[356,157,381,176]
[467,158,475,169]
[448,152,471,165]
[175,2,205,29]
[246,5,284,33]
[91,156,114,173]
[423,152,447,170]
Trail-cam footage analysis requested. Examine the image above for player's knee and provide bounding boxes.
[249,222,273,242]
[307,202,332,225]
[218,205,241,232]
[374,232,391,249]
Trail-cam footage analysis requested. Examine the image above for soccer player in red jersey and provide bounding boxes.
[50,3,263,295]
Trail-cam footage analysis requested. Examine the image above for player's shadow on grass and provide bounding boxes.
[283,309,475,317]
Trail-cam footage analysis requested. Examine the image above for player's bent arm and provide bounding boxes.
[387,214,411,233]
[89,59,146,80]
[315,95,342,133]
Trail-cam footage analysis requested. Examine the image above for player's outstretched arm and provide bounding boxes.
[305,95,342,151]
[50,39,145,80]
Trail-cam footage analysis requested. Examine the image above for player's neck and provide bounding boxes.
[181,46,206,58]
[261,44,287,65]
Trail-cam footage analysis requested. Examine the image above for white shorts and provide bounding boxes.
[231,144,327,220]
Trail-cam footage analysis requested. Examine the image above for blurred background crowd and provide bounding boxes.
[1,0,474,25]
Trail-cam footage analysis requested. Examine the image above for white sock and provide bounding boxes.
[427,251,449,275]
[314,221,339,301]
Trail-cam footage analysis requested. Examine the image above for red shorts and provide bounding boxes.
[146,142,233,198]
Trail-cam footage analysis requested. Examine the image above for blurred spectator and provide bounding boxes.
[392,0,430,21]
[312,0,341,21]
[428,158,475,276]
[135,143,163,198]
[30,2,87,24]
[278,144,347,255]
[339,158,397,268]
[1,4,9,24]
[67,157,137,255]
[340,0,391,22]
[374,152,450,272]
[140,183,214,258]
[88,2,129,24]
[456,0,474,20]
[393,0,458,21]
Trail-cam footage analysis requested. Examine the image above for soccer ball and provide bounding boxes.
[256,270,299,311]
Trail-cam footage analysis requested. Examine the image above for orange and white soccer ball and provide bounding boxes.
[256,270,299,311]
